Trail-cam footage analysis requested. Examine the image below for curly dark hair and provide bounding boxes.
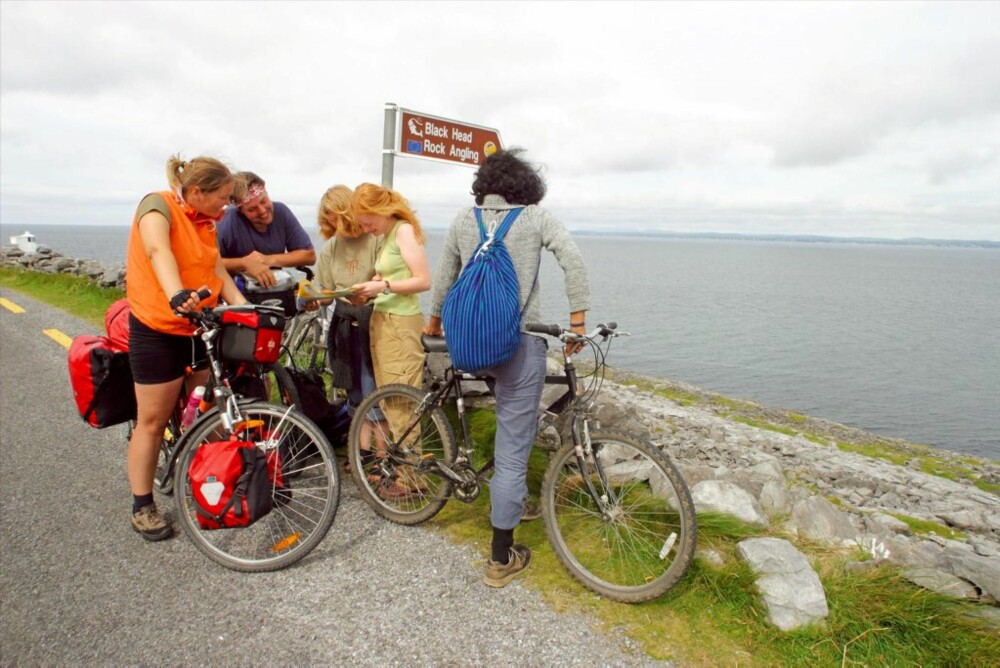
[471,149,546,206]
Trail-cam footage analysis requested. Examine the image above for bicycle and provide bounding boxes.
[149,355,301,496]
[155,300,341,571]
[346,321,697,603]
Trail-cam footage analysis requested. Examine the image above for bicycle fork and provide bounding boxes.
[570,418,620,520]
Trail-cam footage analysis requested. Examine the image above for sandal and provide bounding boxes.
[377,480,416,501]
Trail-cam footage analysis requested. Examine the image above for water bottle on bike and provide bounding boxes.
[180,385,206,430]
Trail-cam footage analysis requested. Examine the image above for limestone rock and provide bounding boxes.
[696,548,725,568]
[691,480,769,526]
[787,497,858,545]
[941,545,1000,602]
[737,537,829,631]
[759,480,790,519]
[902,567,979,600]
[869,512,910,535]
[672,462,715,489]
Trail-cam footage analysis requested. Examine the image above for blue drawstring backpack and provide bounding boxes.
[441,207,530,373]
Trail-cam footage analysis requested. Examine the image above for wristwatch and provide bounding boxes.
[382,280,392,295]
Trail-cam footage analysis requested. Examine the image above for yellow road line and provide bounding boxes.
[0,298,26,313]
[44,329,74,349]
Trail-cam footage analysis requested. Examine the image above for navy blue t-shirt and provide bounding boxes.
[216,201,313,259]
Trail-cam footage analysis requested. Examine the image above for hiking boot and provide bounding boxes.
[484,544,532,588]
[130,504,173,542]
[521,499,541,522]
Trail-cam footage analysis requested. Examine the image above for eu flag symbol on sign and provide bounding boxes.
[406,139,423,154]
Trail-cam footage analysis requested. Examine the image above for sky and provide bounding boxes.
[1,1,999,241]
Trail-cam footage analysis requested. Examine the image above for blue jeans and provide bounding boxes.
[486,334,548,530]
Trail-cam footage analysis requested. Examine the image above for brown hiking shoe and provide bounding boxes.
[131,504,173,542]
[484,544,532,588]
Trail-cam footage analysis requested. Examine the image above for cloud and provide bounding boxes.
[2,1,999,240]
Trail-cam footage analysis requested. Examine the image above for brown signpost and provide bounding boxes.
[396,107,503,169]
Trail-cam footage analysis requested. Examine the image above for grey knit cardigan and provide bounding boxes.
[429,194,591,328]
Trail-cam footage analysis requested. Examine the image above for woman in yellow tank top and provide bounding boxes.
[351,183,431,498]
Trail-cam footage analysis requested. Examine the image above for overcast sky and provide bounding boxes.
[2,1,998,240]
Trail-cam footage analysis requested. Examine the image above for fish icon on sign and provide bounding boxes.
[408,118,424,137]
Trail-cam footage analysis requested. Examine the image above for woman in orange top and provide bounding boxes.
[125,154,246,541]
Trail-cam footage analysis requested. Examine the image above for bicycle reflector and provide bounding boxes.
[272,533,302,552]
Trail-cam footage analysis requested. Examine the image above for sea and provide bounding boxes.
[4,222,998,461]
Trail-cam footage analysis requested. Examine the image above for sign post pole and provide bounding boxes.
[381,103,398,188]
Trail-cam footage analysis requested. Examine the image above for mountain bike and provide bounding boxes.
[157,301,340,571]
[346,322,697,603]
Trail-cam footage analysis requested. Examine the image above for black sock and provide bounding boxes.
[491,527,514,564]
[133,493,154,514]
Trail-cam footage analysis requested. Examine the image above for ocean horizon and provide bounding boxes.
[3,222,998,461]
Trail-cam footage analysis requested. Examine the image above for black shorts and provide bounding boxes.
[128,313,207,384]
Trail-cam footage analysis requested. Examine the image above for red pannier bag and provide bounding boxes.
[67,335,137,428]
[104,299,131,353]
[218,305,286,364]
[188,439,274,530]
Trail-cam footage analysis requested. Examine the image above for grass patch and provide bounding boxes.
[837,440,910,467]
[730,415,799,437]
[652,386,701,407]
[886,512,966,541]
[0,266,123,328]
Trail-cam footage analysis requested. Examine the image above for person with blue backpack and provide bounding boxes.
[425,149,591,588]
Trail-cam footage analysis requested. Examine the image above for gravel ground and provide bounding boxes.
[0,289,667,666]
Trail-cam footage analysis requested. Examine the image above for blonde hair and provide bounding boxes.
[317,185,363,239]
[351,182,424,244]
[165,155,232,197]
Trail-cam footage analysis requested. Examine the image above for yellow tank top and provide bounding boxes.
[373,221,421,316]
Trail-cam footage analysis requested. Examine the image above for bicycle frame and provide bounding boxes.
[160,309,296,481]
[406,338,590,498]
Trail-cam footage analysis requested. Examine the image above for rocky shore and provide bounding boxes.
[1,245,126,290]
[7,242,999,630]
[588,369,1000,628]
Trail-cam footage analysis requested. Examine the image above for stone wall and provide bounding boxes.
[1,245,126,291]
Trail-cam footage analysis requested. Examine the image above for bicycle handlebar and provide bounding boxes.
[524,321,621,342]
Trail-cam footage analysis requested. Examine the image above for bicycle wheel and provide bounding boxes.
[284,312,325,371]
[174,401,340,572]
[347,383,456,525]
[542,430,697,603]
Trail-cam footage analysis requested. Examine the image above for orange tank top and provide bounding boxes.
[126,190,223,336]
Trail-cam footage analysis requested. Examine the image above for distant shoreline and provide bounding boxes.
[5,222,998,249]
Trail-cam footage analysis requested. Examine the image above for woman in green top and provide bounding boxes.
[351,183,432,497]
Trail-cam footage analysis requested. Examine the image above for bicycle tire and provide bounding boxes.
[173,401,340,572]
[542,429,697,603]
[347,383,456,525]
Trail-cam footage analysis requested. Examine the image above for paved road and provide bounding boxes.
[0,289,659,665]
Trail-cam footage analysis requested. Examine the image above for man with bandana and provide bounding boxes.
[217,171,316,287]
